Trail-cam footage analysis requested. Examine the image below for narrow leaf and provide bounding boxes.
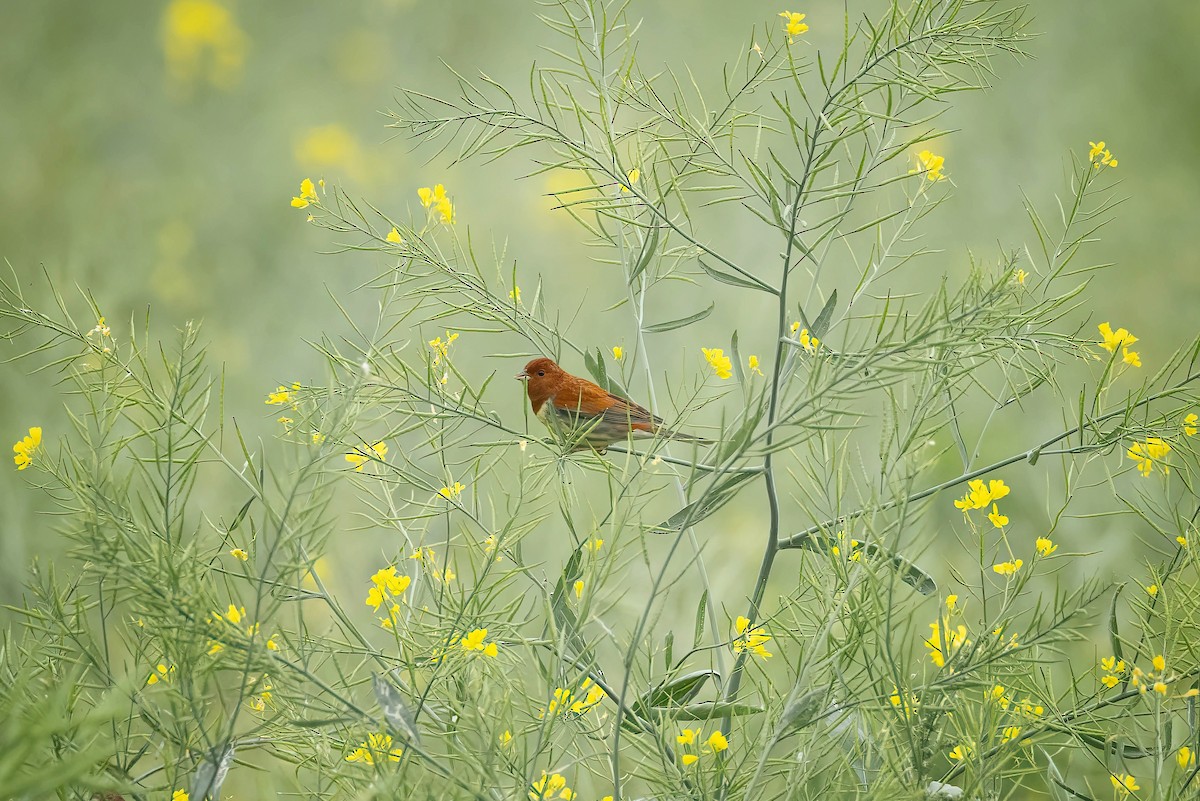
[698,259,775,294]
[693,590,708,649]
[642,670,717,711]
[643,303,715,334]
[190,744,235,801]
[628,224,661,284]
[373,674,420,745]
[674,701,763,720]
[810,289,837,338]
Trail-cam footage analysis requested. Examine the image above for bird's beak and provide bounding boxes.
[515,370,528,381]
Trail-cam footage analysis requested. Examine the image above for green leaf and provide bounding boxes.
[809,289,837,338]
[641,670,717,711]
[190,744,235,801]
[693,590,708,650]
[730,330,744,383]
[227,496,255,533]
[643,303,715,334]
[698,259,775,294]
[373,674,421,745]
[628,224,661,285]
[1108,586,1124,666]
[583,348,625,396]
[648,470,760,534]
[673,701,763,720]
[550,545,591,664]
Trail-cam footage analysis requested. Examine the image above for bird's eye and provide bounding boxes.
[537,370,545,377]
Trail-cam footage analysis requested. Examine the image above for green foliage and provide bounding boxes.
[4,2,1200,800]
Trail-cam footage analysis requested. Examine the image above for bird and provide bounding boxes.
[516,356,711,452]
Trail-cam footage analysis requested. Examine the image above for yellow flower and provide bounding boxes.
[677,728,697,745]
[542,679,606,718]
[778,11,809,41]
[161,0,247,90]
[345,732,403,764]
[945,594,958,611]
[792,327,821,353]
[702,347,733,380]
[1035,537,1057,557]
[12,426,42,471]
[529,772,573,800]
[1014,268,1029,285]
[620,168,640,192]
[953,478,1010,511]
[1097,322,1139,367]
[265,384,295,405]
[428,331,459,365]
[146,663,174,685]
[612,345,624,361]
[706,730,729,752]
[1127,437,1171,477]
[172,791,189,801]
[1001,725,1021,744]
[889,687,918,717]
[386,227,403,244]
[948,744,968,761]
[439,481,466,500]
[909,149,947,182]
[732,616,772,659]
[1179,746,1195,769]
[573,580,584,599]
[748,355,764,376]
[1101,674,1119,688]
[1145,583,1159,598]
[992,559,1023,577]
[510,286,522,303]
[1178,536,1189,548]
[1153,654,1166,672]
[1154,681,1168,695]
[681,753,699,766]
[499,730,513,746]
[418,184,446,208]
[460,628,499,657]
[925,621,968,667]
[291,178,319,209]
[345,441,388,472]
[1089,141,1118,169]
[365,565,411,616]
[987,504,1008,528]
[229,547,249,561]
[218,604,245,625]
[1110,773,1139,795]
[584,538,604,552]
[1185,413,1198,436]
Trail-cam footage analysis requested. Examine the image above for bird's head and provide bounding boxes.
[516,357,565,411]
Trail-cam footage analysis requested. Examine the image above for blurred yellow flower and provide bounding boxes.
[573,579,584,599]
[925,621,968,667]
[790,325,821,353]
[1185,413,1198,436]
[417,184,455,224]
[346,732,402,764]
[1089,140,1118,169]
[386,227,403,244]
[748,355,764,376]
[987,504,1008,528]
[1035,537,1057,557]
[1179,746,1195,769]
[529,772,573,801]
[146,663,175,685]
[1110,773,1138,795]
[12,426,41,471]
[161,0,247,90]
[707,730,729,752]
[732,615,772,659]
[509,286,522,303]
[345,441,388,472]
[1014,268,1029,285]
[702,347,733,379]
[612,345,624,360]
[620,167,640,192]
[230,547,248,561]
[172,791,189,801]
[439,481,465,500]
[953,478,1009,511]
[293,125,364,177]
[1145,583,1159,598]
[1097,322,1139,366]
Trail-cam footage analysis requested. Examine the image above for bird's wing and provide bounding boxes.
[600,391,663,430]
[555,378,663,430]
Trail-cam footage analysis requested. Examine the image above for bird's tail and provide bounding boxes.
[656,427,713,446]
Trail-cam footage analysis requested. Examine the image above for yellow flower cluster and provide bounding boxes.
[429,331,460,378]
[1185,413,1199,437]
[1035,537,1057,557]
[410,547,455,584]
[161,0,247,90]
[146,662,175,685]
[1098,322,1140,367]
[924,619,968,668]
[1110,773,1138,795]
[439,481,466,500]
[778,10,809,42]
[910,149,947,182]
[460,628,499,658]
[345,732,403,764]
[747,354,764,376]
[246,675,273,712]
[208,603,279,654]
[365,565,411,629]
[789,322,821,353]
[678,727,729,765]
[418,184,455,225]
[1127,437,1171,477]
[732,615,772,659]
[529,772,574,801]
[620,168,640,192]
[1088,140,1118,169]
[992,559,1023,577]
[988,684,1044,717]
[345,441,388,472]
[12,426,41,471]
[291,178,321,209]
[702,347,733,379]
[889,686,918,718]
[953,477,1011,529]
[542,678,606,718]
[265,382,301,406]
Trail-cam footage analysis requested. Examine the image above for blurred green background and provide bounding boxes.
[3,0,1198,607]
